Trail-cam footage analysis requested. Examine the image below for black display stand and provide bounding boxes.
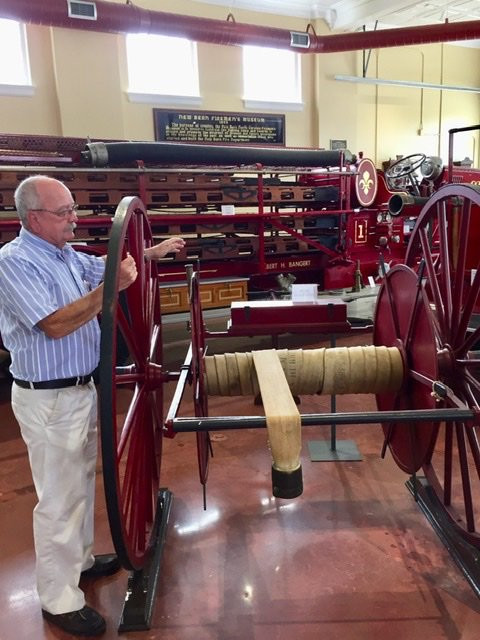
[118,489,173,631]
[406,476,480,598]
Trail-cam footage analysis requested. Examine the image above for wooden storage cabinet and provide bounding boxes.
[159,277,248,314]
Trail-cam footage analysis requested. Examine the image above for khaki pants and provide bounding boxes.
[12,381,98,614]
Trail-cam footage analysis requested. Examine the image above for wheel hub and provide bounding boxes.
[144,361,164,390]
[437,345,457,379]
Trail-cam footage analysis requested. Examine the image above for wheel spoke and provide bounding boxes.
[118,385,145,460]
[377,263,401,339]
[436,199,454,340]
[450,199,471,340]
[458,358,480,367]
[422,421,441,466]
[404,264,426,351]
[123,395,152,554]
[408,368,435,388]
[463,369,480,396]
[120,391,145,504]
[117,303,143,366]
[459,325,480,356]
[121,390,158,540]
[126,214,148,349]
[465,424,480,479]
[122,407,144,540]
[149,323,162,362]
[125,278,147,352]
[454,259,480,349]
[419,225,447,338]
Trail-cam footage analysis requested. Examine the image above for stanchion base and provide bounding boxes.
[406,476,480,598]
[307,439,362,461]
[118,488,173,632]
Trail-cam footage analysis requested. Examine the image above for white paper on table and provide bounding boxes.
[291,283,317,302]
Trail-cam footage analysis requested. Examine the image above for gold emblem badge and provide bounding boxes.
[359,171,374,195]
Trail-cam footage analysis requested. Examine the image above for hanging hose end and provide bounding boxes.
[272,465,303,499]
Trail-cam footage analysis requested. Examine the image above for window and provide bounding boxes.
[0,18,32,95]
[242,45,302,110]
[126,33,200,105]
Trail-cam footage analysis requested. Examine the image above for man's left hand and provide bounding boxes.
[146,237,185,260]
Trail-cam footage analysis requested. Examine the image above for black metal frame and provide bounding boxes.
[406,477,480,598]
[118,489,173,631]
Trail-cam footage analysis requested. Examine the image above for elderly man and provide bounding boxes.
[0,175,184,636]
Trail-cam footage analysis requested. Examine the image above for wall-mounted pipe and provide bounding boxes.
[1,0,480,53]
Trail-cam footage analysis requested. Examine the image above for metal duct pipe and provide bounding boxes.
[1,0,480,53]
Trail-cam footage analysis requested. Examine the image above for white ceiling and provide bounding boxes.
[191,1,480,30]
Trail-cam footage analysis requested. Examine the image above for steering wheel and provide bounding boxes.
[385,153,427,196]
[385,153,427,180]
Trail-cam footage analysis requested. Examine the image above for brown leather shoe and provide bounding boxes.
[42,605,106,636]
[81,553,120,578]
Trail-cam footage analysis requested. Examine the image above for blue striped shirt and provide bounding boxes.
[0,227,105,381]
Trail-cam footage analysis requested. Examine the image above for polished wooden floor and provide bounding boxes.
[1,324,480,640]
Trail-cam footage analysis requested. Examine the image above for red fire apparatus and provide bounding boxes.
[0,126,478,299]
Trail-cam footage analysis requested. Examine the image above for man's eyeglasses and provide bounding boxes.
[30,203,79,218]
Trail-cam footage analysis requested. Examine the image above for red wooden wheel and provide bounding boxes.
[187,267,211,491]
[378,184,480,546]
[373,264,438,474]
[100,196,165,570]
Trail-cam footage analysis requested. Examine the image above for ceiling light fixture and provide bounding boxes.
[334,74,480,93]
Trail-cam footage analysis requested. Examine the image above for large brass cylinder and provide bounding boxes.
[388,192,428,216]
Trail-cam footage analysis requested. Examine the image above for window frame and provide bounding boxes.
[126,32,201,106]
[0,18,33,96]
[242,45,303,111]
